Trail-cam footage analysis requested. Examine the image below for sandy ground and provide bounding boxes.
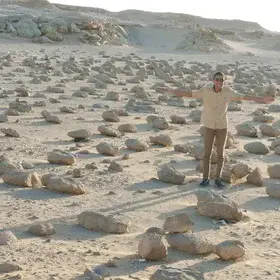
[0,37,280,280]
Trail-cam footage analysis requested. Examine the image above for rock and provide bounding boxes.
[275,145,280,155]
[68,129,91,140]
[146,227,166,235]
[0,231,18,245]
[102,110,120,122]
[47,150,75,165]
[266,183,280,199]
[96,142,119,156]
[0,262,22,273]
[170,115,187,124]
[268,104,280,112]
[59,106,75,114]
[98,124,121,137]
[246,167,263,186]
[28,222,55,236]
[9,101,32,113]
[3,171,41,188]
[0,114,8,123]
[215,240,245,261]
[108,161,123,172]
[1,128,20,138]
[253,115,274,123]
[232,163,252,179]
[5,109,20,116]
[21,161,34,169]
[157,165,185,184]
[163,213,195,233]
[138,233,167,261]
[118,124,136,133]
[14,18,42,38]
[189,110,201,122]
[0,156,23,175]
[150,134,172,146]
[244,142,270,155]
[259,124,277,137]
[236,122,257,137]
[42,174,85,195]
[197,201,243,221]
[195,189,238,208]
[78,211,130,234]
[267,165,280,179]
[271,139,280,150]
[151,116,169,130]
[105,91,120,101]
[150,267,203,280]
[125,138,148,152]
[166,233,214,255]
[174,144,192,154]
[41,110,62,124]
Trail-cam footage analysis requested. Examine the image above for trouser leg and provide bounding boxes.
[215,128,228,180]
[203,127,215,179]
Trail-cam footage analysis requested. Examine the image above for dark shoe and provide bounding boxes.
[215,179,226,189]
[199,179,210,187]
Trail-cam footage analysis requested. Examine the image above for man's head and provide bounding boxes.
[213,71,224,91]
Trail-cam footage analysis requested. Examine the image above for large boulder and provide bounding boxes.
[236,122,257,137]
[138,233,167,261]
[3,171,41,188]
[214,240,245,261]
[157,165,185,184]
[244,142,270,155]
[14,18,42,38]
[166,233,214,255]
[78,211,130,234]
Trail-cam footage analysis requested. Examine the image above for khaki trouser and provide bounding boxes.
[203,127,228,180]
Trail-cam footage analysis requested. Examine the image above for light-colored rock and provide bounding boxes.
[197,201,243,221]
[3,170,41,188]
[108,161,123,172]
[195,189,238,208]
[166,233,214,255]
[246,167,263,186]
[1,128,20,138]
[68,129,91,139]
[96,142,119,156]
[98,125,121,137]
[0,114,8,123]
[0,156,23,175]
[0,262,22,273]
[266,184,280,199]
[157,165,185,184]
[78,211,130,234]
[174,143,192,154]
[244,141,270,155]
[0,231,18,246]
[215,240,245,261]
[125,138,148,152]
[28,222,55,236]
[105,91,120,101]
[148,116,169,130]
[138,233,167,261]
[259,124,277,137]
[42,174,85,195]
[150,134,172,146]
[118,123,136,133]
[47,150,76,165]
[150,267,203,280]
[170,115,187,124]
[236,122,257,137]
[102,110,120,122]
[232,163,252,179]
[267,164,280,179]
[163,213,195,233]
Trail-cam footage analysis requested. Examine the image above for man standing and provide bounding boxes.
[157,72,275,188]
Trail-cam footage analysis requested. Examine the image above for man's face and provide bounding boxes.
[213,75,224,89]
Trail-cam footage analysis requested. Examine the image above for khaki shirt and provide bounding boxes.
[192,85,241,129]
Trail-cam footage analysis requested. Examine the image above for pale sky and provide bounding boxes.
[49,0,280,32]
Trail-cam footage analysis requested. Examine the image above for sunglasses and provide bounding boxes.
[214,78,224,82]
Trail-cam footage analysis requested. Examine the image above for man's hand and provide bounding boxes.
[262,96,275,104]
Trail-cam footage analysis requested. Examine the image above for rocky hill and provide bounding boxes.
[0,0,279,53]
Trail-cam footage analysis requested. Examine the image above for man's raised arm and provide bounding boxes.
[155,87,201,98]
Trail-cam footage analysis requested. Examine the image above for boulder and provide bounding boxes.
[214,240,245,261]
[157,165,185,184]
[166,233,214,255]
[28,222,55,236]
[138,233,167,261]
[125,138,148,152]
[3,171,41,188]
[98,125,121,137]
[14,18,42,38]
[47,150,76,165]
[96,142,119,156]
[232,163,252,179]
[267,164,280,179]
[0,231,18,246]
[118,124,137,133]
[150,134,172,146]
[102,110,120,122]
[244,142,270,155]
[0,262,22,273]
[78,211,130,234]
[236,122,257,137]
[1,128,20,138]
[197,201,243,221]
[150,267,203,280]
[266,184,280,199]
[163,213,194,233]
[68,129,91,140]
[246,167,263,186]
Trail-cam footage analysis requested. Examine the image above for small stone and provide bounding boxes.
[246,167,263,186]
[108,161,123,172]
[150,134,172,146]
[1,128,20,138]
[157,165,185,184]
[28,222,55,236]
[96,142,119,156]
[163,213,195,233]
[0,231,18,245]
[215,240,245,261]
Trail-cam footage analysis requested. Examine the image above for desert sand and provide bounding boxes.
[0,1,280,280]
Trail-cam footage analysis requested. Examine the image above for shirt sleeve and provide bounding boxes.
[226,88,244,102]
[192,87,205,98]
